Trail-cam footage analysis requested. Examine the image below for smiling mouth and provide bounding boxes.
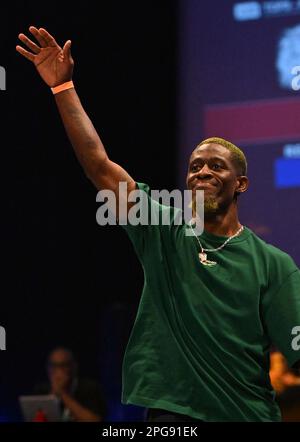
[193,183,216,190]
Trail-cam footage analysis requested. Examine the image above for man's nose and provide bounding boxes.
[197,164,213,179]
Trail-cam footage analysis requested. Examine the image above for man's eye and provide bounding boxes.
[191,165,199,172]
[212,164,221,170]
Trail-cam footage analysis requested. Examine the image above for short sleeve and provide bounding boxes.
[120,182,180,259]
[262,269,300,368]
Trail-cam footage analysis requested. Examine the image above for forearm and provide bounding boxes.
[60,391,102,422]
[54,87,108,179]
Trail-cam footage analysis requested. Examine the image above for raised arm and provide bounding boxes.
[16,26,136,211]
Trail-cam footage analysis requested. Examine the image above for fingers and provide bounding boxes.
[39,28,59,48]
[16,26,64,64]
[16,45,35,62]
[18,33,41,54]
[29,26,48,48]
[63,40,72,59]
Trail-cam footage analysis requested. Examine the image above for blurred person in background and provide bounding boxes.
[270,351,300,421]
[34,347,106,422]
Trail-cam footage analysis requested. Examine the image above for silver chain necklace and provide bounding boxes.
[189,220,244,267]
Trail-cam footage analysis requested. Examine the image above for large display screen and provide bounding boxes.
[178,0,300,262]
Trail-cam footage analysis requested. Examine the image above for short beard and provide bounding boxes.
[203,197,219,214]
[192,196,220,217]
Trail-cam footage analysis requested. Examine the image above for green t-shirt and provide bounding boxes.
[120,182,300,422]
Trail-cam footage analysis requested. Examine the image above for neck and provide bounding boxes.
[194,201,242,237]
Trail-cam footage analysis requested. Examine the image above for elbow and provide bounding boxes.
[84,154,109,183]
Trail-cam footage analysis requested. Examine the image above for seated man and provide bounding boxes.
[35,347,106,422]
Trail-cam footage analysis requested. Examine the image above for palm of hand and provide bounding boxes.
[16,26,74,87]
[34,46,69,87]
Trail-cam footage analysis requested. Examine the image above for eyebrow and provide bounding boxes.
[190,156,228,165]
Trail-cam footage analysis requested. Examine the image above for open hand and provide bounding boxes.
[16,26,74,87]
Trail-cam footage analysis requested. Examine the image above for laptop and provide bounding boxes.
[19,394,61,422]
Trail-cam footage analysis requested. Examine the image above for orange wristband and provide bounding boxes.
[51,81,74,95]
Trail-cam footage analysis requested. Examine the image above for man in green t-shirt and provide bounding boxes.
[17,27,300,422]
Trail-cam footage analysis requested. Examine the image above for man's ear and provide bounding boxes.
[236,176,249,195]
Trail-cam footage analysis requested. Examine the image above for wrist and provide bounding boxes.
[51,80,74,95]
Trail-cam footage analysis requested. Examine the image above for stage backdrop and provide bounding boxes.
[178,0,300,264]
